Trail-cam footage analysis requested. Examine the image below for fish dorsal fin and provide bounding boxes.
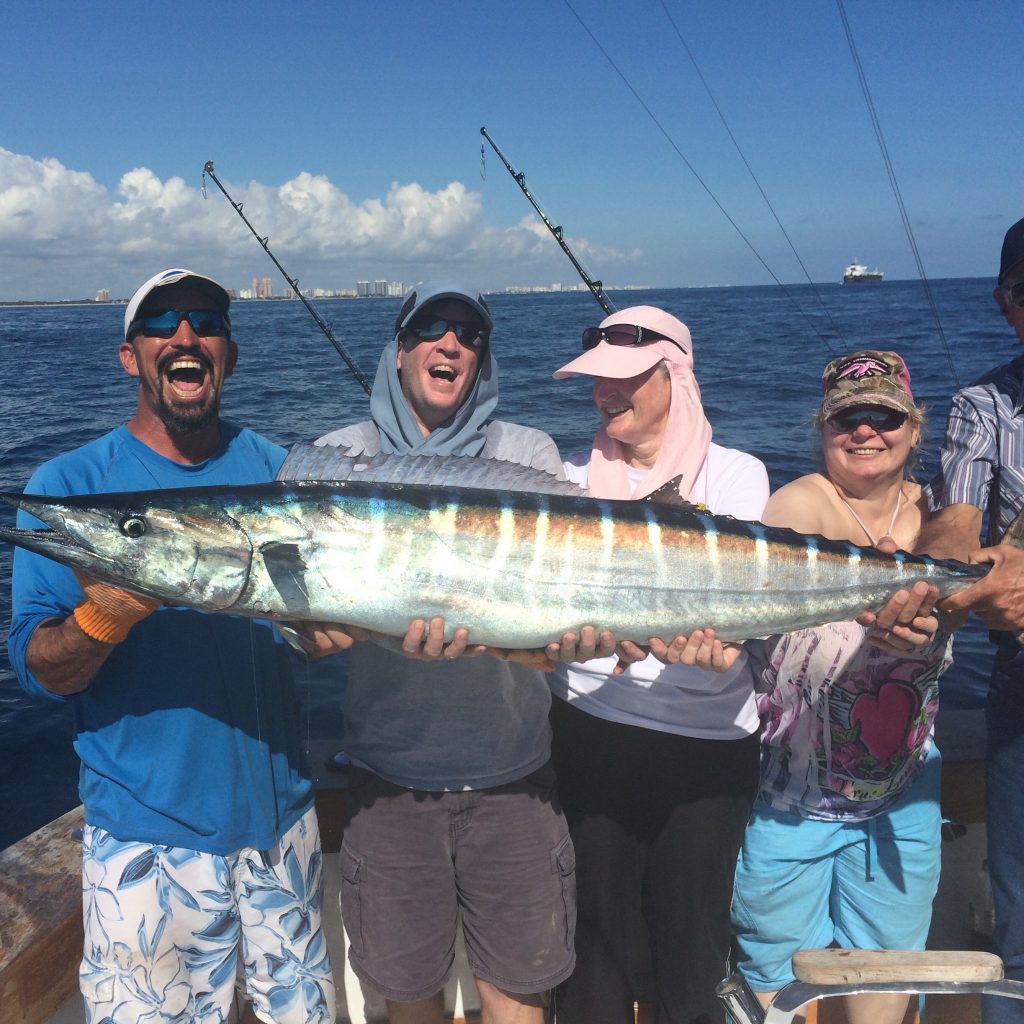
[277,442,585,496]
[642,475,698,509]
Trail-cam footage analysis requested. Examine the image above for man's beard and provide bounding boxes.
[158,397,221,435]
[148,376,221,436]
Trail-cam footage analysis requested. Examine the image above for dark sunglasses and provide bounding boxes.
[405,318,486,349]
[1004,282,1024,309]
[827,407,908,434]
[129,309,230,340]
[581,324,682,353]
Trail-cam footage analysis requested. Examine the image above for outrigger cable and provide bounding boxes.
[202,161,372,397]
[835,2,959,390]
[480,128,615,316]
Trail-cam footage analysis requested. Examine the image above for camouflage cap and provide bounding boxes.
[820,350,916,418]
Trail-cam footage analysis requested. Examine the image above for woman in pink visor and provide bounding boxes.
[547,305,770,1024]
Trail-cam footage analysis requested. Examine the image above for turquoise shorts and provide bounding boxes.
[732,746,941,992]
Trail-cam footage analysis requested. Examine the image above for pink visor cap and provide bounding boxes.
[553,306,692,380]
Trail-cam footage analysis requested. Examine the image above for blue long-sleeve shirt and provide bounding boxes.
[8,423,313,854]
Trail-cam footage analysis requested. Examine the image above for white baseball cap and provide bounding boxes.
[124,268,231,341]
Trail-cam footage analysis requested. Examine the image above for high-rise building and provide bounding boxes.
[356,281,371,297]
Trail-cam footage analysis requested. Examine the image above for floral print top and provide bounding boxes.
[753,621,952,821]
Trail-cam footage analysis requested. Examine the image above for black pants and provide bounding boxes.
[550,698,760,1024]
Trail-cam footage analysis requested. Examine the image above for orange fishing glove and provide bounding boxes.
[72,574,161,644]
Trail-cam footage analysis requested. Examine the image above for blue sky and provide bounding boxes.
[0,1,1018,300]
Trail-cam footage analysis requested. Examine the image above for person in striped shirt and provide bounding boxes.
[919,216,1024,1023]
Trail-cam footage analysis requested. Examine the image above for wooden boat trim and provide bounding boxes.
[793,948,1004,985]
[0,805,83,1024]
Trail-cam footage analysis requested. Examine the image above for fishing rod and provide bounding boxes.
[201,161,372,397]
[480,127,614,316]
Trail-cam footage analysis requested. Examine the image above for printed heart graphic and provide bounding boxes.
[850,682,920,767]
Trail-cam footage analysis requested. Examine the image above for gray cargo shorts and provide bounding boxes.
[339,762,577,1001]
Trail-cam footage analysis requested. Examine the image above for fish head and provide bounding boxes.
[0,490,253,610]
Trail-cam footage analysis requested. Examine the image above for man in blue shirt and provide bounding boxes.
[8,269,334,1024]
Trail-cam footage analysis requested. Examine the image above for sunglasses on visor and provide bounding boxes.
[581,324,682,353]
[405,318,487,349]
[129,309,230,340]
[827,407,908,433]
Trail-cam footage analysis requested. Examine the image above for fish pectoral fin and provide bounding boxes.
[260,541,311,615]
[275,622,318,656]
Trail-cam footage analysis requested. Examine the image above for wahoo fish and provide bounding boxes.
[0,450,988,647]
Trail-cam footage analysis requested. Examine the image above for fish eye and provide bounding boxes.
[120,516,147,538]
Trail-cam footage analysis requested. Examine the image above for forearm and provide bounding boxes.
[915,504,982,561]
[26,615,117,695]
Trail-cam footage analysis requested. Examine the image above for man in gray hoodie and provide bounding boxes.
[307,283,576,1024]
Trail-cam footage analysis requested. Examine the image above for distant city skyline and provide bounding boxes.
[1,272,988,309]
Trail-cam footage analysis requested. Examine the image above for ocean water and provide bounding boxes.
[0,279,1012,850]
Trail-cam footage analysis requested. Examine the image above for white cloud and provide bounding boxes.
[0,148,638,300]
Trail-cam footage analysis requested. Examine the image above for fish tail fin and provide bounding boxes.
[1002,507,1024,548]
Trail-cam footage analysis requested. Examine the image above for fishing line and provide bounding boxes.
[480,128,615,316]
[657,0,849,351]
[561,0,839,355]
[201,161,372,397]
[836,0,960,390]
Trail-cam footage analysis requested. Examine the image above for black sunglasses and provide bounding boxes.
[1004,282,1024,310]
[405,318,487,349]
[129,309,230,340]
[581,324,682,353]
[827,407,908,434]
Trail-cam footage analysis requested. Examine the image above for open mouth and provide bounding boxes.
[163,356,209,396]
[603,404,631,420]
[429,364,457,383]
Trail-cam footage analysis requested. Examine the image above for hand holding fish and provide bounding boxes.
[24,572,161,697]
[544,626,741,674]
[857,578,942,652]
[283,617,488,662]
[545,626,617,665]
[73,571,161,644]
[646,629,745,672]
[400,617,488,661]
[938,543,1024,631]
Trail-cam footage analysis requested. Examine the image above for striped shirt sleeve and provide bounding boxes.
[934,388,1000,510]
[929,356,1024,540]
